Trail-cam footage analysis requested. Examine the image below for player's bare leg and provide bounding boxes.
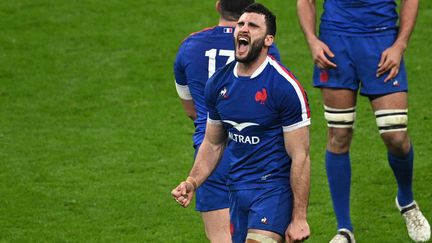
[322,88,357,243]
[201,208,232,243]
[371,91,430,242]
[246,229,283,243]
[322,88,357,153]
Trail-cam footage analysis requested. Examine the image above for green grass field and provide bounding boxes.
[0,0,431,242]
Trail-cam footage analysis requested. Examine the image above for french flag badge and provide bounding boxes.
[223,27,233,33]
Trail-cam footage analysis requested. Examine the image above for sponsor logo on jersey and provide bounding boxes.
[320,70,329,82]
[255,88,267,104]
[222,120,258,131]
[223,120,260,145]
[228,132,260,144]
[220,87,228,99]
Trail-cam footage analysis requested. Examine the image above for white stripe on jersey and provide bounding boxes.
[268,57,310,122]
[283,119,311,132]
[175,81,193,100]
[207,113,222,125]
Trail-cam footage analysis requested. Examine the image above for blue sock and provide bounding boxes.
[388,145,414,207]
[326,150,353,232]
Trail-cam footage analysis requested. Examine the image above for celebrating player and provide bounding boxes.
[173,3,310,243]
[173,1,280,242]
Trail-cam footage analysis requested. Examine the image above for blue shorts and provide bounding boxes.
[194,145,230,212]
[313,34,408,96]
[230,186,293,243]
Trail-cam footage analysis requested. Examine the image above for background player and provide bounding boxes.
[173,3,310,243]
[173,1,280,242]
[297,0,430,242]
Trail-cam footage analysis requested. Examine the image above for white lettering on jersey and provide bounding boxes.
[222,120,259,132]
[205,48,235,78]
[228,132,260,145]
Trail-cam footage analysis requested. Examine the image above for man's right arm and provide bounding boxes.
[297,0,336,69]
[171,121,227,207]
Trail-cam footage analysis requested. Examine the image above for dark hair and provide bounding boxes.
[243,3,276,36]
[220,0,255,21]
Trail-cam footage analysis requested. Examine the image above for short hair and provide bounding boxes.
[220,0,255,21]
[243,3,276,36]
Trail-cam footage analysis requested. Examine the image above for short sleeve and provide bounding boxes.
[273,71,310,132]
[174,41,192,100]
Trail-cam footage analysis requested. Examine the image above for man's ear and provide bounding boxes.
[216,1,221,14]
[264,35,274,47]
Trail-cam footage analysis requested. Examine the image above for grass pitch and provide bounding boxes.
[0,0,431,242]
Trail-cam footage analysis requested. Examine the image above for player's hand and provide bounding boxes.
[171,181,195,208]
[309,38,337,69]
[285,219,310,243]
[377,44,404,82]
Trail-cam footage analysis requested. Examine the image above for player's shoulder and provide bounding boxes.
[266,57,306,94]
[208,61,236,85]
[267,57,298,83]
[179,26,217,45]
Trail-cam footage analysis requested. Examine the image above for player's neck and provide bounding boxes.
[218,18,237,28]
[236,53,268,77]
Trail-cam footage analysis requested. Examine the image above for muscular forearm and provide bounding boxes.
[284,127,311,221]
[188,132,226,187]
[290,154,311,221]
[395,0,418,51]
[297,0,318,44]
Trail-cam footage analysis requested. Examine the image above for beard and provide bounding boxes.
[235,36,265,64]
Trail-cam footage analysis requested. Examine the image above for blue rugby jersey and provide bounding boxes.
[205,56,311,190]
[174,26,280,147]
[320,0,398,35]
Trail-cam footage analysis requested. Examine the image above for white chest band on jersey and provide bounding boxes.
[324,105,356,128]
[375,109,408,134]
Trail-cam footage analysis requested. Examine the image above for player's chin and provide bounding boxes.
[235,53,249,63]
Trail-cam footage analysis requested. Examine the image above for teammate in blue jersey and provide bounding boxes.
[297,0,430,242]
[173,1,280,242]
[173,3,311,243]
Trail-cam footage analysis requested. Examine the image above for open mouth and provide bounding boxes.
[237,36,250,54]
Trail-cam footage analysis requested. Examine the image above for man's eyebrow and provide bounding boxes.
[248,22,259,27]
[237,21,260,28]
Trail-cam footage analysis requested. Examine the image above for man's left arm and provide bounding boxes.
[377,0,419,82]
[179,99,197,121]
[284,126,311,243]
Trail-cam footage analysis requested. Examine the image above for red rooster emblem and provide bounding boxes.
[320,70,329,82]
[255,88,267,104]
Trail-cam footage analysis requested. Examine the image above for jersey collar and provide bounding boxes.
[233,56,270,79]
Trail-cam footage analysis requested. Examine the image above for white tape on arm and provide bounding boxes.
[175,81,192,100]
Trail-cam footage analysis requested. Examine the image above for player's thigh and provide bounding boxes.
[246,229,282,243]
[322,88,357,108]
[353,35,408,96]
[247,186,292,241]
[201,209,231,243]
[313,34,359,90]
[230,189,251,243]
[370,92,407,110]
